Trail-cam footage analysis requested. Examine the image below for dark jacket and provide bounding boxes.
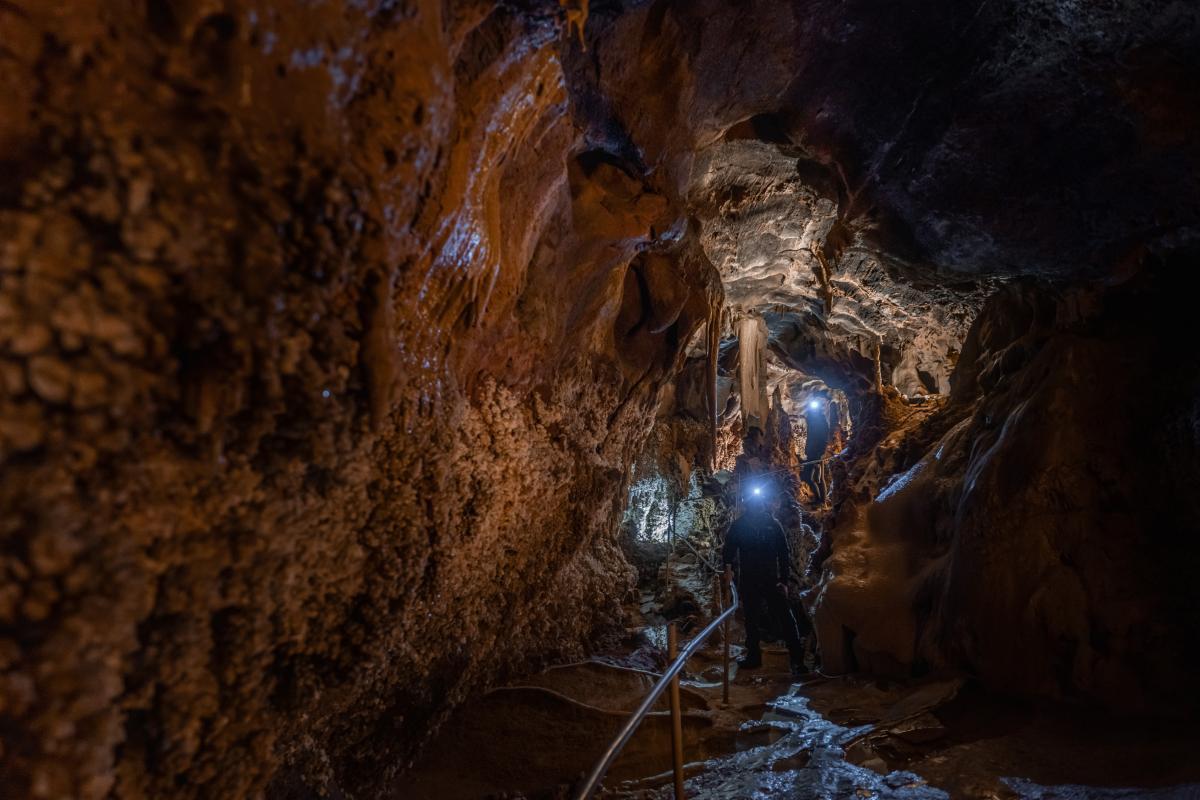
[722,508,791,589]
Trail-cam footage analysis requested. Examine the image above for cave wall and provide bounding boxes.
[0,2,739,797]
[813,263,1200,713]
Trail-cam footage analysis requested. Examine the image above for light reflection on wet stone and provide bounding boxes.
[684,689,949,800]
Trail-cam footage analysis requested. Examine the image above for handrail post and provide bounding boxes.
[712,572,726,707]
[573,585,737,800]
[667,623,686,799]
[722,567,732,705]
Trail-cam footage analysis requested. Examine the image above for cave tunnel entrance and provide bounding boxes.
[537,89,1200,792]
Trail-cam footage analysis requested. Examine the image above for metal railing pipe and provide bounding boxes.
[574,582,739,800]
[720,569,732,704]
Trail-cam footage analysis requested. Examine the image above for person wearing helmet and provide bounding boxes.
[722,481,806,675]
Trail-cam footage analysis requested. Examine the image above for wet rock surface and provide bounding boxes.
[418,632,1200,800]
[680,687,949,800]
[673,669,1200,800]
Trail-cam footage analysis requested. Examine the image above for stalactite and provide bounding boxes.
[706,305,720,470]
[560,0,589,47]
[873,334,884,396]
[736,314,769,431]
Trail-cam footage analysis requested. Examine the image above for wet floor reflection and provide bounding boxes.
[684,687,949,799]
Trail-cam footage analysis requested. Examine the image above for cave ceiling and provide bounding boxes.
[637,0,1200,399]
[687,136,994,397]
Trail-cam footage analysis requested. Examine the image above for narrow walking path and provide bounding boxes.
[401,544,1200,800]
[401,629,1200,800]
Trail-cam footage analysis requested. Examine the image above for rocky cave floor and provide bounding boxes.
[399,551,1200,800]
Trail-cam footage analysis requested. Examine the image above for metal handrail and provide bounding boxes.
[677,534,721,574]
[574,581,739,800]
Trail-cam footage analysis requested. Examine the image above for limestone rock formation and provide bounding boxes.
[0,2,722,796]
[813,266,1200,713]
[689,137,994,397]
[0,0,1197,797]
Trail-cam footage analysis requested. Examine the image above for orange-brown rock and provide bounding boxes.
[0,0,1197,797]
[0,2,727,797]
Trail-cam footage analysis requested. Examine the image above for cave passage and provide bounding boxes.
[2,1,1199,799]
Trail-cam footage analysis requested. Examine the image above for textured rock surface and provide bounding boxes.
[812,264,1200,713]
[689,138,994,396]
[754,0,1200,276]
[0,2,726,797]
